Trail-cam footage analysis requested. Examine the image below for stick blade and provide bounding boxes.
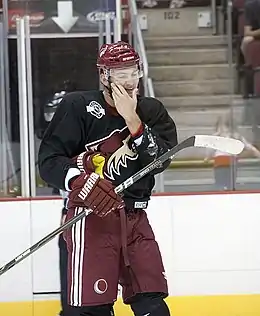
[194,135,244,155]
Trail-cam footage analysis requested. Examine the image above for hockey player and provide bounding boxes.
[38,41,178,316]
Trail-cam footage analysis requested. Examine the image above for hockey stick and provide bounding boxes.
[0,135,244,276]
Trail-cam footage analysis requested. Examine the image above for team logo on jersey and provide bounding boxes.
[86,101,105,119]
[93,278,108,295]
[85,127,138,180]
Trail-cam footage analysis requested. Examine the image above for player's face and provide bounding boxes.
[109,66,141,95]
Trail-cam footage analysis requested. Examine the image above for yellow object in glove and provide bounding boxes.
[92,154,106,179]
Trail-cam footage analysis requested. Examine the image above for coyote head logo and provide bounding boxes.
[85,127,138,180]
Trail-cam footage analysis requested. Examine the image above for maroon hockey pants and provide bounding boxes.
[64,208,168,307]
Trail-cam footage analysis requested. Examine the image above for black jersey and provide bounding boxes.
[38,90,177,209]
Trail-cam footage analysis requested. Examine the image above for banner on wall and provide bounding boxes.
[7,0,117,34]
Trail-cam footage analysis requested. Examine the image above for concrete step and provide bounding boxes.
[144,35,228,49]
[158,94,243,108]
[154,79,232,97]
[150,64,234,81]
[139,8,215,36]
[167,106,246,126]
[147,48,228,65]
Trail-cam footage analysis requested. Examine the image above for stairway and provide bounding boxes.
[147,35,245,143]
[139,7,246,157]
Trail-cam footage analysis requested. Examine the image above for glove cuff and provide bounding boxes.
[65,167,81,191]
[76,152,87,172]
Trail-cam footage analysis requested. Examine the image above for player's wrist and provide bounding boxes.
[125,113,142,135]
[131,122,144,138]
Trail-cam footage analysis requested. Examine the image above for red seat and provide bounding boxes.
[237,10,245,36]
[245,40,260,95]
[233,0,244,10]
[232,0,246,94]
[233,0,245,36]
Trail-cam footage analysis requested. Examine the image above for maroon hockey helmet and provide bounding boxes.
[97,41,142,71]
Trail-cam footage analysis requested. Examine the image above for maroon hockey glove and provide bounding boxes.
[68,172,124,217]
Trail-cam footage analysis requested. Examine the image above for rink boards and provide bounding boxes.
[1,192,260,316]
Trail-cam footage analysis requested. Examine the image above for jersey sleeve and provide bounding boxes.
[133,98,178,174]
[38,93,86,190]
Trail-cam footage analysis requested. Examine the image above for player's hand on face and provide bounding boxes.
[111,83,138,121]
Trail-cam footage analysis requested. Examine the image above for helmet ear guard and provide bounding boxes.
[98,68,114,98]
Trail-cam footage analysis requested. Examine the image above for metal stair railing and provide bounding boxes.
[127,1,165,192]
[128,0,154,98]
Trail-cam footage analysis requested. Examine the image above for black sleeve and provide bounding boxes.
[38,93,86,190]
[133,98,178,175]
